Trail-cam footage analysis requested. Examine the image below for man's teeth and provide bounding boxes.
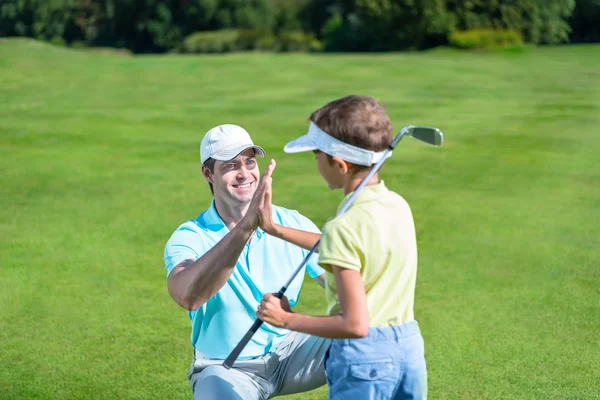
[237,183,251,189]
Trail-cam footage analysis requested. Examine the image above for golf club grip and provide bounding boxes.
[223,289,286,369]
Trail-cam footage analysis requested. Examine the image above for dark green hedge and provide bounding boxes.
[0,0,596,53]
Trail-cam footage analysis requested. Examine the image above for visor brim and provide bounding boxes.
[284,134,318,153]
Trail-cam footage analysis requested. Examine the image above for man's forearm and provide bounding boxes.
[168,222,254,310]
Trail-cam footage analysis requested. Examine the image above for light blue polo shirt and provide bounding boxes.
[164,201,324,360]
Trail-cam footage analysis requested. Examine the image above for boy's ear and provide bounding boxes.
[201,165,214,184]
[331,156,349,175]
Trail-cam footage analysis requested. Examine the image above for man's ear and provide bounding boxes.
[331,156,349,175]
[201,165,214,184]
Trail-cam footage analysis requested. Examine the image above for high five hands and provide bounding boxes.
[242,159,276,232]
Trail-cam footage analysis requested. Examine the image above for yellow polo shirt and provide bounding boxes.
[318,181,418,327]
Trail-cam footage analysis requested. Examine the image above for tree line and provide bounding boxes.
[1,0,598,53]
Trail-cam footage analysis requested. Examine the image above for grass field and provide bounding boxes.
[1,38,599,399]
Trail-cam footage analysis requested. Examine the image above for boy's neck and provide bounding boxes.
[343,171,380,196]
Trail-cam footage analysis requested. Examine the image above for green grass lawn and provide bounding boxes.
[1,38,599,399]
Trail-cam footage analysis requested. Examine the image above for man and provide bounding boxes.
[164,124,330,400]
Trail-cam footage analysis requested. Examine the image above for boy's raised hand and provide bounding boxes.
[258,169,277,236]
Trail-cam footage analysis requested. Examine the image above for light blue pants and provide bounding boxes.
[187,331,331,399]
[324,320,427,400]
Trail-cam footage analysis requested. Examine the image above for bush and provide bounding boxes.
[182,30,240,53]
[277,30,322,52]
[449,0,575,45]
[181,29,321,53]
[50,36,66,47]
[236,29,277,51]
[182,29,281,53]
[448,29,524,50]
[70,40,87,49]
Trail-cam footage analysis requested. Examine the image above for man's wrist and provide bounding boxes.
[237,217,257,237]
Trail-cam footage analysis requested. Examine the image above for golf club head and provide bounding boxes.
[391,126,443,149]
[407,126,444,146]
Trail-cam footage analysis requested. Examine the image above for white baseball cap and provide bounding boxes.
[200,124,266,164]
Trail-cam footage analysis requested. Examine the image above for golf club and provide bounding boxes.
[223,125,443,369]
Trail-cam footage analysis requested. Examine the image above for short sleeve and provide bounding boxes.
[295,212,326,279]
[163,224,204,277]
[318,221,362,272]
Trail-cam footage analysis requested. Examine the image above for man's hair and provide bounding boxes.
[309,95,393,159]
[203,158,216,195]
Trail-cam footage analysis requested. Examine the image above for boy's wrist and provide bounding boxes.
[264,223,282,238]
[283,311,296,330]
[271,224,283,238]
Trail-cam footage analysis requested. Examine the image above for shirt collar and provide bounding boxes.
[336,180,389,214]
[201,200,225,231]
[200,200,265,240]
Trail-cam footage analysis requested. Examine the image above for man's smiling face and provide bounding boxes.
[208,149,260,205]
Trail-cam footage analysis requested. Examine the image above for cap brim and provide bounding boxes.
[211,144,266,161]
[284,134,318,153]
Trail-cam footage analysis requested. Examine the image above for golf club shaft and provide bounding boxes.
[222,289,282,369]
[222,128,409,369]
[222,241,319,369]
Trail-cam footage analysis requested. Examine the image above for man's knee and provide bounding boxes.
[190,365,265,400]
[271,335,331,396]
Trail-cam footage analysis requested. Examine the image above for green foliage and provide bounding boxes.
[214,0,276,30]
[0,0,75,40]
[182,29,240,53]
[271,0,310,33]
[0,0,284,52]
[0,0,595,52]
[321,12,369,52]
[296,0,334,39]
[353,0,454,50]
[69,40,87,49]
[278,30,322,52]
[181,28,322,53]
[50,35,66,46]
[570,0,600,42]
[236,28,277,50]
[448,0,576,44]
[448,28,523,49]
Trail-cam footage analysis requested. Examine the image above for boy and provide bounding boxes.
[256,95,427,399]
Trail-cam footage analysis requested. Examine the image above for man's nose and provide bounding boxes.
[236,166,249,179]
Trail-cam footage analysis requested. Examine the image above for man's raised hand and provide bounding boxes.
[242,159,276,231]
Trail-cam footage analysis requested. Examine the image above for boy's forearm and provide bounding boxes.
[271,225,321,252]
[285,312,368,339]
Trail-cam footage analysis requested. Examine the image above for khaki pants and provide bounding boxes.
[188,331,331,399]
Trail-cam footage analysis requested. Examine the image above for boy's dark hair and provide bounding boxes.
[203,158,216,195]
[309,95,393,158]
